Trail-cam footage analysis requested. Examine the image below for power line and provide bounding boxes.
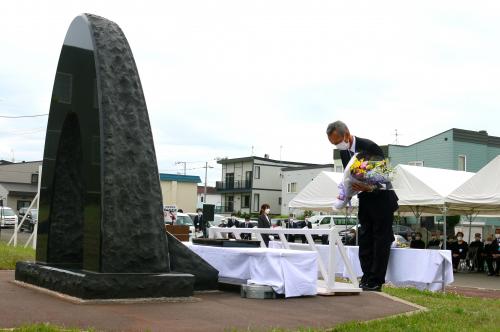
[0,114,48,119]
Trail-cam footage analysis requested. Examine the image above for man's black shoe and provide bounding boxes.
[361,284,382,292]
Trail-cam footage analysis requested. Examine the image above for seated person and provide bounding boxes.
[238,216,253,240]
[468,233,485,272]
[227,213,239,228]
[450,232,468,271]
[410,232,426,249]
[285,216,296,242]
[427,232,442,249]
[485,231,500,276]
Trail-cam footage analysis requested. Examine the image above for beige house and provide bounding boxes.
[160,173,201,213]
[0,160,42,211]
[216,156,324,215]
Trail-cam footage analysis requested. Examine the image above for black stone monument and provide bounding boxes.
[15,14,218,299]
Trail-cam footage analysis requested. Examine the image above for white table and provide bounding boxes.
[269,242,453,292]
[185,243,318,297]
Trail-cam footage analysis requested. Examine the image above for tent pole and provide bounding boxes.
[443,206,447,250]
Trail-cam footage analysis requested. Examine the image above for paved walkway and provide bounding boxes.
[0,271,418,331]
[448,271,500,299]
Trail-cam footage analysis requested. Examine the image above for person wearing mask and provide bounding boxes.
[427,232,441,249]
[299,218,312,244]
[410,232,426,249]
[239,216,253,240]
[485,230,500,276]
[257,204,272,247]
[327,120,399,292]
[469,233,485,272]
[285,216,296,242]
[446,235,456,251]
[193,208,205,238]
[451,232,468,271]
[227,213,239,228]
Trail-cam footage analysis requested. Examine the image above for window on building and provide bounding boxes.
[226,195,234,212]
[278,197,282,205]
[254,166,260,179]
[287,182,297,193]
[201,196,204,203]
[225,173,234,189]
[458,155,466,171]
[242,195,250,208]
[31,173,39,184]
[253,193,260,212]
[17,200,31,211]
[408,161,424,167]
[335,165,343,172]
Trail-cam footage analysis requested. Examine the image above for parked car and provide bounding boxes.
[310,215,358,235]
[18,208,38,233]
[0,207,19,228]
[172,213,202,239]
[392,225,414,238]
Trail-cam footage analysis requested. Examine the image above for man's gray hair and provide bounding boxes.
[326,121,348,136]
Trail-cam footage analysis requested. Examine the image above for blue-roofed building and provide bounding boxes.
[159,173,201,213]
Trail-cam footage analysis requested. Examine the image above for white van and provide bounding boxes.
[309,215,358,234]
[0,207,19,227]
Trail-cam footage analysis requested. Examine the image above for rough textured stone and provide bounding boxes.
[15,13,218,299]
[86,14,169,273]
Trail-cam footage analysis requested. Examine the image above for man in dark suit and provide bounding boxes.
[298,219,312,243]
[239,216,253,240]
[327,120,399,291]
[193,208,205,238]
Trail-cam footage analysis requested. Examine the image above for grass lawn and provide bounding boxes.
[0,241,35,270]
[329,286,500,332]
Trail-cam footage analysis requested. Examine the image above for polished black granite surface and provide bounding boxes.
[16,14,218,299]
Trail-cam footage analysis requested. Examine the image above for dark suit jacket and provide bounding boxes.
[258,214,271,228]
[194,215,204,229]
[341,136,399,212]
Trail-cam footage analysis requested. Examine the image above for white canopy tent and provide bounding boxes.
[392,164,475,215]
[288,171,358,212]
[446,156,500,243]
[446,155,500,215]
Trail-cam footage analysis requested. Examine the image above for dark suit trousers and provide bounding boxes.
[358,191,395,285]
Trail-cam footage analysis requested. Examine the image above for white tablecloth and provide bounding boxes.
[269,241,453,291]
[185,243,318,297]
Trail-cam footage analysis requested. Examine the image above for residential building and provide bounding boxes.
[159,174,201,213]
[333,145,389,172]
[196,186,222,211]
[281,164,335,216]
[388,128,500,172]
[0,161,42,211]
[216,156,323,215]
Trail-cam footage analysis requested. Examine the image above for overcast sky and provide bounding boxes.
[1,1,500,185]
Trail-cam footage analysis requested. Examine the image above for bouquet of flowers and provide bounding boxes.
[334,153,394,210]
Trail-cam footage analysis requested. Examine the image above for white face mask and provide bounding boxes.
[415,237,421,240]
[457,236,463,241]
[265,209,270,214]
[495,234,500,239]
[335,140,350,151]
[198,212,202,216]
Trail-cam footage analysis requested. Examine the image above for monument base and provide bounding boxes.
[15,262,195,299]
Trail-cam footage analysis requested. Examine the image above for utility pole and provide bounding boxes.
[203,162,214,202]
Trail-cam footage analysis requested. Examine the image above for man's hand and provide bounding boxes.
[352,182,373,192]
